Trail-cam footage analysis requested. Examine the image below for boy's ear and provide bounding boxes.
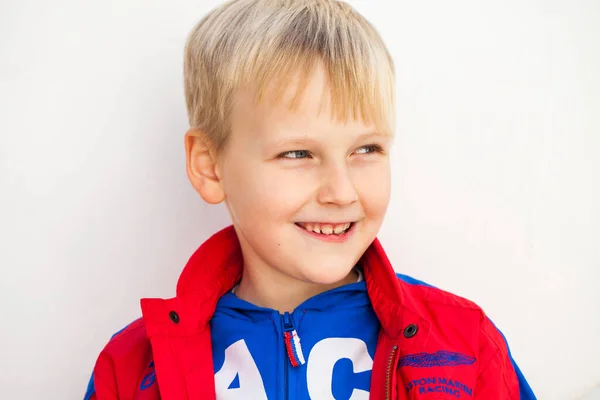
[184,129,225,204]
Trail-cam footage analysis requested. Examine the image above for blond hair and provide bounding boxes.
[184,0,395,153]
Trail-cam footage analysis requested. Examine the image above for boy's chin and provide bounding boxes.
[295,263,358,286]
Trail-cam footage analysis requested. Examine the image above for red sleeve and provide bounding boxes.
[90,351,120,399]
[83,319,152,400]
[475,316,536,399]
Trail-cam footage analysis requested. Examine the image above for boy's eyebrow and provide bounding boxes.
[269,131,390,148]
[355,131,391,140]
[270,135,313,148]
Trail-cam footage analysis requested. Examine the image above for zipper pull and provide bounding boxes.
[282,312,305,367]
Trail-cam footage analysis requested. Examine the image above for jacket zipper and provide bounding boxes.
[284,352,289,400]
[282,312,293,400]
[284,353,289,400]
[385,345,398,400]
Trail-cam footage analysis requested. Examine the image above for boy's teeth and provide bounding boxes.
[321,225,333,235]
[299,222,351,235]
[333,224,348,234]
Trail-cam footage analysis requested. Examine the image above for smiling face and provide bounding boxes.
[215,63,392,289]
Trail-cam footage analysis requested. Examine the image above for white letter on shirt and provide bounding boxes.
[306,338,373,400]
[214,340,268,400]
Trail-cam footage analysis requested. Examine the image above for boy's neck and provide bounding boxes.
[234,267,359,314]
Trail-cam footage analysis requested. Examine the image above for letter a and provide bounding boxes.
[214,340,268,399]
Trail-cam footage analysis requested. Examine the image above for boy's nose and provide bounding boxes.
[316,163,359,206]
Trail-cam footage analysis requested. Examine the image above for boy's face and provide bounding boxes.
[217,64,392,286]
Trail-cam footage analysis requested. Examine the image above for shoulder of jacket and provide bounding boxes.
[394,274,522,397]
[91,318,154,399]
[395,273,512,361]
[396,273,482,311]
[395,272,487,331]
[99,317,152,363]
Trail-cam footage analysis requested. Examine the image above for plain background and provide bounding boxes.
[1,0,599,399]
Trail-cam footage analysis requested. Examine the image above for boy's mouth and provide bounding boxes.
[295,222,354,236]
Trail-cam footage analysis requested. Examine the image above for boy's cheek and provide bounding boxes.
[355,172,391,202]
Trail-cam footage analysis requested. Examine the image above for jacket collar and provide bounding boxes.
[142,225,415,340]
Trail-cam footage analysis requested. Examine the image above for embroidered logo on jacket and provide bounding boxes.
[399,351,476,368]
[405,377,474,398]
[140,361,156,390]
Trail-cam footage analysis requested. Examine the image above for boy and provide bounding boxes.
[85,0,536,398]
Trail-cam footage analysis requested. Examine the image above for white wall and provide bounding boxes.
[0,0,598,398]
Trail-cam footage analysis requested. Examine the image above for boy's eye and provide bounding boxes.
[277,145,383,159]
[355,144,383,155]
[279,150,311,159]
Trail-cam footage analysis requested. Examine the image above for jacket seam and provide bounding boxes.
[96,351,120,398]
[480,322,519,400]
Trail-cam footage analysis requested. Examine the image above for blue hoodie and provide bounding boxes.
[210,275,380,399]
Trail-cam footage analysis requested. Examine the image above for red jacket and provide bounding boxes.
[86,225,535,399]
